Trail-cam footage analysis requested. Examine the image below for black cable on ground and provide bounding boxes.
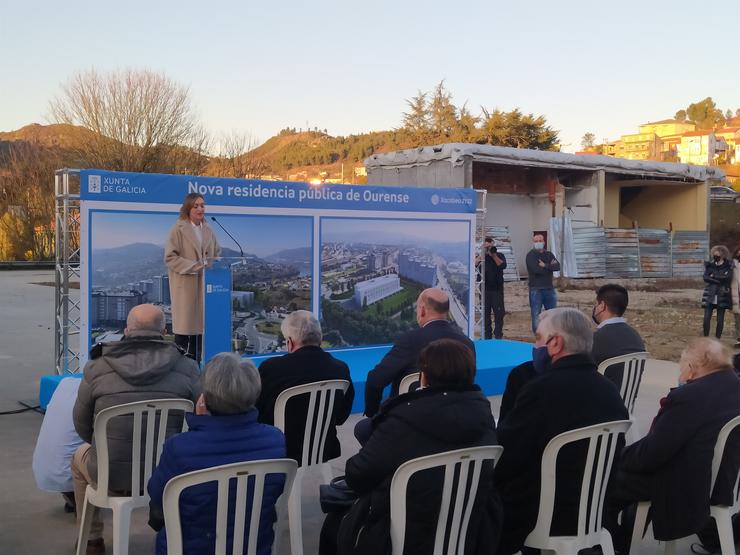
[0,404,41,415]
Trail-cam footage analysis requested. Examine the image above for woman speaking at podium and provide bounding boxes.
[165,193,221,362]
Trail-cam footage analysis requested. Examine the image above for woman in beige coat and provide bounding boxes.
[165,193,221,361]
[732,244,740,347]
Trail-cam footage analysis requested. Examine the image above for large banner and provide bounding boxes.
[80,170,476,363]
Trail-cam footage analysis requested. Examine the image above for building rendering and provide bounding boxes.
[353,273,401,307]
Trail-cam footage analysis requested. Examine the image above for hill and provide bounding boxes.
[0,123,97,150]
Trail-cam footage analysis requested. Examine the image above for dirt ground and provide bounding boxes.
[496,278,739,362]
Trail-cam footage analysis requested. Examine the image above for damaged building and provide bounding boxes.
[365,143,724,279]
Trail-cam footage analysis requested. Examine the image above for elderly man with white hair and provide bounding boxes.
[493,307,628,555]
[256,310,354,464]
[605,337,740,553]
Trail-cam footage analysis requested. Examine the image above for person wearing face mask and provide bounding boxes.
[731,245,740,348]
[494,308,627,555]
[165,193,221,362]
[701,245,733,339]
[525,233,561,334]
[498,310,555,423]
[591,284,646,369]
[603,338,740,554]
[255,310,354,464]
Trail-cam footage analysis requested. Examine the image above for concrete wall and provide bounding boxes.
[564,172,599,227]
[366,158,469,188]
[604,177,708,230]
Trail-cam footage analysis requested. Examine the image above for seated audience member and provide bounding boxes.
[256,310,354,464]
[605,338,740,553]
[148,354,286,555]
[32,377,84,512]
[363,287,475,417]
[494,308,628,555]
[591,283,646,366]
[72,304,200,554]
[498,310,554,423]
[328,338,501,555]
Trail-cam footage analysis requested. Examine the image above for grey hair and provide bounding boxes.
[540,307,593,355]
[681,338,732,374]
[202,353,261,416]
[710,245,731,261]
[280,310,322,346]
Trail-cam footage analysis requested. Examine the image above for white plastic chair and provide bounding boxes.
[524,420,632,555]
[162,459,302,555]
[273,379,350,544]
[389,445,504,555]
[597,352,649,443]
[398,371,420,395]
[76,398,193,555]
[630,414,740,555]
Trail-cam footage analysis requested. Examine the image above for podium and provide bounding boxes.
[203,257,247,363]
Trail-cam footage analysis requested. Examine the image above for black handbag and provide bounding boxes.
[319,476,358,514]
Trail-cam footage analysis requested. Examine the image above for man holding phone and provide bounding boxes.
[477,236,507,339]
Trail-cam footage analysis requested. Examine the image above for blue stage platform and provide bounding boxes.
[38,339,532,412]
[250,339,533,413]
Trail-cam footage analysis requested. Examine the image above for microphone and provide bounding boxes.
[210,216,245,258]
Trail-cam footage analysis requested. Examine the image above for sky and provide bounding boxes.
[2,0,739,153]
[91,211,311,256]
[322,218,469,243]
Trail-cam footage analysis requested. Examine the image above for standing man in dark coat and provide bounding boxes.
[605,338,740,552]
[494,308,628,555]
[591,283,646,368]
[526,233,560,334]
[256,310,354,465]
[336,339,502,555]
[477,236,508,339]
[362,287,475,417]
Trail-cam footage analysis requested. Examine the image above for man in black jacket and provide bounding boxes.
[526,233,561,334]
[605,337,740,552]
[477,236,508,339]
[494,307,628,554]
[362,287,475,417]
[336,338,501,555]
[256,310,354,465]
[591,283,645,366]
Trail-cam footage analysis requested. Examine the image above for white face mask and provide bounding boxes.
[534,242,545,250]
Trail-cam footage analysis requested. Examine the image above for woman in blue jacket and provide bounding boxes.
[148,353,286,555]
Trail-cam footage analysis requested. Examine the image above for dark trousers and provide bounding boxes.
[174,334,202,363]
[603,469,653,553]
[484,288,505,339]
[703,305,726,338]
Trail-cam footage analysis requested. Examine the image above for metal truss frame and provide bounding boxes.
[473,189,487,339]
[54,169,81,374]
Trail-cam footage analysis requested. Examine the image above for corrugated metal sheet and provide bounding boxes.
[672,231,709,278]
[484,226,520,281]
[638,228,671,278]
[606,229,641,278]
[572,227,606,278]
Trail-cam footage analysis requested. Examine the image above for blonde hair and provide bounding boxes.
[179,193,204,220]
[680,338,732,376]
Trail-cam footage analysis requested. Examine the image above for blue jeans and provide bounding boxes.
[529,288,557,333]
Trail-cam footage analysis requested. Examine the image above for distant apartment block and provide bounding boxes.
[91,290,146,327]
[353,274,401,307]
[399,253,437,287]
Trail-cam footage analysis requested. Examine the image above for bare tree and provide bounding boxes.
[209,131,267,178]
[0,141,61,259]
[50,68,206,173]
